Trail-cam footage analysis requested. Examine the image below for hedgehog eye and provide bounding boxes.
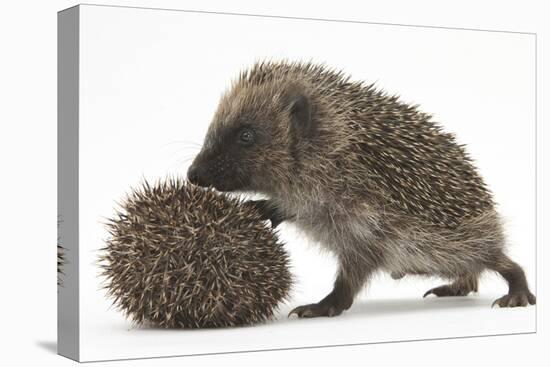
[238,128,255,145]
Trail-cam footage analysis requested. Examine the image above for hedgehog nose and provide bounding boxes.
[187,165,206,187]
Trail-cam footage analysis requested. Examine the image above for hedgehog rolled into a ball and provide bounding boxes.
[99,178,292,328]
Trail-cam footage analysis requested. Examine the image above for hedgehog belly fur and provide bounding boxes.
[283,195,505,280]
[380,209,506,279]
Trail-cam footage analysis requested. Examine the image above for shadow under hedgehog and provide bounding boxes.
[187,61,536,318]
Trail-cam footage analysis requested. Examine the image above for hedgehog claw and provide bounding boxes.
[423,283,473,298]
[288,302,344,318]
[391,271,405,280]
[492,291,536,308]
[242,200,289,229]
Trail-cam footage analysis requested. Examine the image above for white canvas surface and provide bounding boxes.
[75,4,535,361]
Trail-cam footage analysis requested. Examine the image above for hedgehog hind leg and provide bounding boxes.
[423,274,479,298]
[487,253,536,307]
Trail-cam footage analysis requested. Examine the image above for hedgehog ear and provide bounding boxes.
[286,94,313,137]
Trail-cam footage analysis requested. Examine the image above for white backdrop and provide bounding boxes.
[0,0,547,366]
[75,4,536,362]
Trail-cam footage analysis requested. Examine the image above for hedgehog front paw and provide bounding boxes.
[492,291,536,308]
[242,200,287,228]
[288,302,345,318]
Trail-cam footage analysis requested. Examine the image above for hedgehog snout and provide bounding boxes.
[188,150,245,191]
[188,157,229,189]
[187,164,209,187]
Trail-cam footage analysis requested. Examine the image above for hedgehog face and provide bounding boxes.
[187,120,263,192]
[188,82,314,194]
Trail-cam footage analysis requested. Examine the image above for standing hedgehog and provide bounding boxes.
[187,61,535,318]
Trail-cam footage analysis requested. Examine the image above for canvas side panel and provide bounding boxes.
[57,5,80,362]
